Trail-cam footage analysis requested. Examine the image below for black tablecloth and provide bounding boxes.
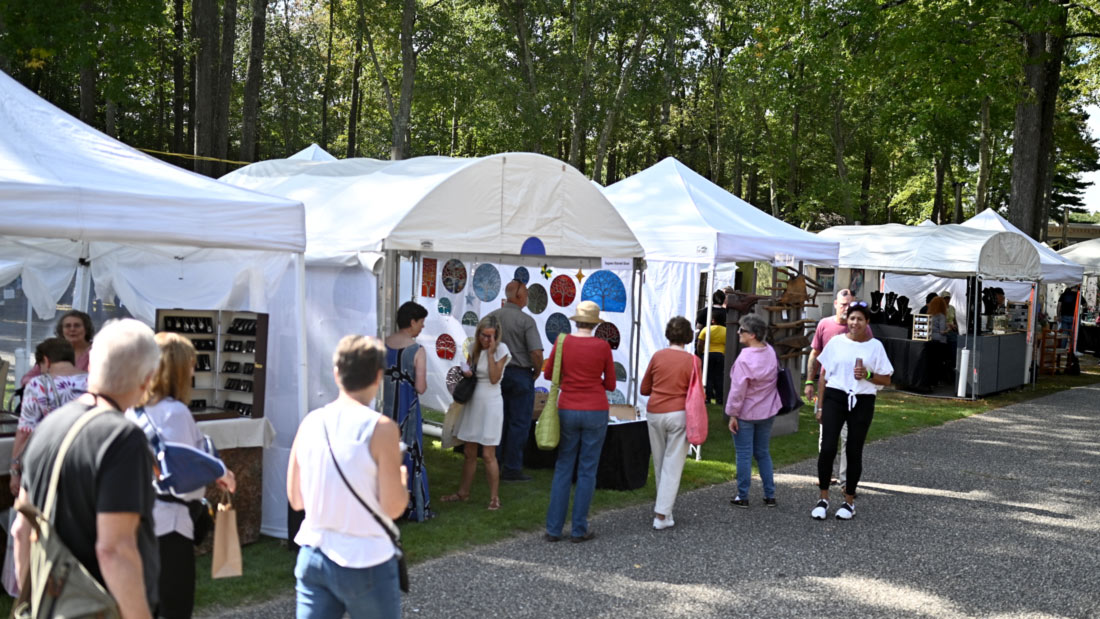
[1078,324,1100,355]
[524,419,651,491]
[880,337,934,392]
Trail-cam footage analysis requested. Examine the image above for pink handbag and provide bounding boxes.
[685,355,708,446]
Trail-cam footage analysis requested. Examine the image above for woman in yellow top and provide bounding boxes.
[698,317,727,403]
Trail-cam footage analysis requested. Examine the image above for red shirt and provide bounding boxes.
[543,335,615,411]
[640,348,694,413]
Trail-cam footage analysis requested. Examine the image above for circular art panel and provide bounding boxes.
[437,298,452,316]
[445,366,464,395]
[614,362,627,382]
[606,390,626,405]
[441,259,467,294]
[550,275,576,307]
[527,284,548,314]
[580,270,627,313]
[545,312,571,345]
[594,322,620,350]
[436,334,456,360]
[535,386,549,394]
[461,311,479,327]
[513,266,530,285]
[473,263,501,302]
[521,237,546,255]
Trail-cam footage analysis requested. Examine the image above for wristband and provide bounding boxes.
[804,380,814,386]
[865,369,873,380]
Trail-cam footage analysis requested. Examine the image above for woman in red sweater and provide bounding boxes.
[639,316,695,530]
[543,301,616,543]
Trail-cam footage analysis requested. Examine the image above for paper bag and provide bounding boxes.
[211,497,242,579]
[441,402,465,449]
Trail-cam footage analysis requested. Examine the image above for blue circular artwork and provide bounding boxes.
[473,264,501,302]
[437,298,452,316]
[606,390,626,405]
[535,386,549,394]
[614,362,626,382]
[581,270,627,313]
[521,237,546,255]
[545,312,571,345]
[513,266,530,285]
[461,311,478,327]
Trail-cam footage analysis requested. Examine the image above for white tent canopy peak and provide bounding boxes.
[961,209,1084,283]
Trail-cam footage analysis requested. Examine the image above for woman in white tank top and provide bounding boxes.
[287,335,409,619]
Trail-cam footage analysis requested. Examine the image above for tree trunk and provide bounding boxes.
[1036,17,1066,242]
[568,12,598,170]
[78,1,96,127]
[858,144,872,224]
[732,146,743,197]
[954,180,964,223]
[212,0,238,175]
[104,99,117,137]
[172,0,186,154]
[391,0,417,160]
[347,3,364,159]
[240,0,268,163]
[592,20,649,182]
[786,62,804,214]
[975,95,991,212]
[831,93,853,223]
[192,0,219,176]
[769,176,779,217]
[932,150,947,224]
[450,95,459,156]
[747,164,758,206]
[504,0,541,153]
[320,0,334,150]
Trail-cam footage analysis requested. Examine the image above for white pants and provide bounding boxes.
[647,410,688,517]
[818,421,848,483]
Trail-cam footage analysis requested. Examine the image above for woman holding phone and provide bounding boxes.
[443,315,510,510]
[812,301,893,521]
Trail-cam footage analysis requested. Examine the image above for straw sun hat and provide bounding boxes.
[569,300,605,324]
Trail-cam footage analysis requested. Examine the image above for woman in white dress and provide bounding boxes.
[443,315,510,510]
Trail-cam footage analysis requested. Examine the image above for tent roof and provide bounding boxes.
[602,157,839,265]
[961,209,1084,283]
[0,71,305,252]
[817,223,1042,280]
[221,153,644,264]
[1058,238,1100,276]
[288,144,337,162]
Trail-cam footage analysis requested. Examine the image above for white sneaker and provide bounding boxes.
[835,502,855,520]
[811,499,828,520]
[653,516,675,530]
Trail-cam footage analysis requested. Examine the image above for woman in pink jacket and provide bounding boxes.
[724,314,781,508]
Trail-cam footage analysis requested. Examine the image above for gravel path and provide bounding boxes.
[206,385,1100,618]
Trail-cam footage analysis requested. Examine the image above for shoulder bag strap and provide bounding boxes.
[43,405,112,521]
[551,333,566,386]
[321,420,402,547]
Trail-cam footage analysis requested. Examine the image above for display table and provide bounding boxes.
[524,419,652,491]
[879,337,935,392]
[1078,324,1100,355]
[960,333,1027,396]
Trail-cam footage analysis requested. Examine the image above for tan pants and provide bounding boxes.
[647,410,688,517]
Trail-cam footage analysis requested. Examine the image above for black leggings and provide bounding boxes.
[818,388,875,495]
[156,532,195,619]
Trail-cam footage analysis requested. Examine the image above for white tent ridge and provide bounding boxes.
[1058,237,1100,277]
[961,209,1084,283]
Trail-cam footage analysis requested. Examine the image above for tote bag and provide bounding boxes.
[535,333,567,450]
[685,355,708,446]
[211,493,242,579]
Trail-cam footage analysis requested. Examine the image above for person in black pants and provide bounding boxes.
[810,302,893,521]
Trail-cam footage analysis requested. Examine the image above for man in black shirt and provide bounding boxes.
[14,318,161,618]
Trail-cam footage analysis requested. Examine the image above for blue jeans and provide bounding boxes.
[295,546,400,619]
[546,408,608,538]
[732,416,776,500]
[498,367,536,475]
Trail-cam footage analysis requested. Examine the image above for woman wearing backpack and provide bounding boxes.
[126,333,235,619]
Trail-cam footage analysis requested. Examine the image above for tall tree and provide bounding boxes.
[192,0,219,176]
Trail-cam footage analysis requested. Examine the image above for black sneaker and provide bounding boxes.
[763,498,777,507]
[811,499,829,520]
[730,496,749,508]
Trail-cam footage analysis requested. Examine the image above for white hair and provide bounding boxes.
[87,319,160,395]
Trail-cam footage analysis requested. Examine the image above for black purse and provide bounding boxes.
[323,422,409,593]
[452,374,477,404]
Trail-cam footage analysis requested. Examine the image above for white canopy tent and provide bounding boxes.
[287,144,338,162]
[817,223,1043,396]
[603,157,840,429]
[222,151,646,434]
[961,209,1084,284]
[0,69,308,537]
[1059,238,1100,276]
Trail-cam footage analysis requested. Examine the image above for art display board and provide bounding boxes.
[414,254,635,412]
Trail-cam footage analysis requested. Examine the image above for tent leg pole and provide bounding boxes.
[698,259,717,462]
[630,259,642,409]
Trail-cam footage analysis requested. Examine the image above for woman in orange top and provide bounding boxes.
[640,316,695,530]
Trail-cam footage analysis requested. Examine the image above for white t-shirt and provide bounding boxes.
[818,335,894,403]
[293,400,394,569]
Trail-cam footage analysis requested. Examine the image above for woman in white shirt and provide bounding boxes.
[443,315,510,511]
[288,335,407,619]
[811,302,893,521]
[126,332,235,619]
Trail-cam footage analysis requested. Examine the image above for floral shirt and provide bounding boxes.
[19,373,89,431]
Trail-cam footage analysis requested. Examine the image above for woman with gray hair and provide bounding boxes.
[724,314,782,508]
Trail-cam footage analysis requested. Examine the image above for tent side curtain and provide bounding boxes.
[817,224,1043,281]
[0,70,306,253]
[221,153,645,263]
[602,157,839,265]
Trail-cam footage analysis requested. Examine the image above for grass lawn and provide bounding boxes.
[4,365,1098,614]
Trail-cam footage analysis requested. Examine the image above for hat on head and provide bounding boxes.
[940,290,951,299]
[569,300,605,324]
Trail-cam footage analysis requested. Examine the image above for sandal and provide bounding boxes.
[440,493,469,503]
[487,497,501,511]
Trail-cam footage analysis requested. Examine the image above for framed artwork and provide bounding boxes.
[817,268,835,293]
[441,259,467,294]
[849,269,865,298]
[421,258,437,298]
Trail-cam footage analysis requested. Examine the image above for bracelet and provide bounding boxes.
[865,369,873,380]
[804,380,814,386]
